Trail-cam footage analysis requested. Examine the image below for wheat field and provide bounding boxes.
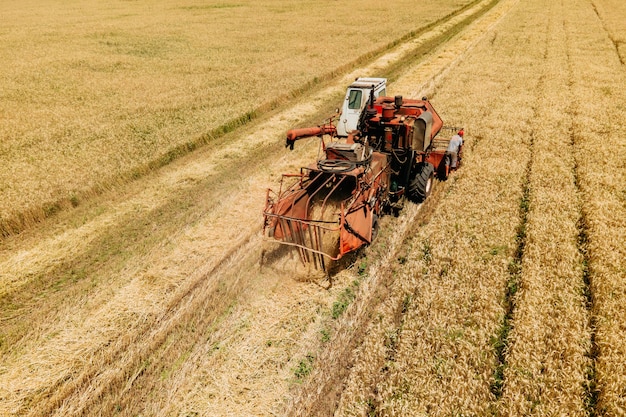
[568,0,626,413]
[0,0,476,237]
[1,0,625,415]
[1,0,487,414]
[288,0,626,415]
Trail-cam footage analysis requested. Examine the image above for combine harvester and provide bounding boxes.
[263,79,463,271]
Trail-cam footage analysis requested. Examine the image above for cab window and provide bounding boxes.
[348,89,362,110]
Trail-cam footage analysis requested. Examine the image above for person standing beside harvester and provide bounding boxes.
[445,129,464,177]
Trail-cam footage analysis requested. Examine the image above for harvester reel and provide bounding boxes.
[317,159,357,173]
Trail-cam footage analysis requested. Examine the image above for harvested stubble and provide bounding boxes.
[565,0,626,414]
[0,0,477,237]
[497,0,591,414]
[0,116,329,415]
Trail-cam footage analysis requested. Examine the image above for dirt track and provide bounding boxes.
[3,0,625,415]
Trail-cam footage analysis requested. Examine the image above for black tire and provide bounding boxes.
[408,163,434,203]
[370,214,379,242]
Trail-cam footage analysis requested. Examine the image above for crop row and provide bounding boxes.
[499,1,590,414]
[320,0,626,415]
[566,0,626,413]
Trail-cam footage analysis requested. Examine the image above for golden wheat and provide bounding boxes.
[328,0,622,415]
[338,0,536,413]
[0,0,477,237]
[1,2,495,412]
[496,1,591,414]
[2,0,624,415]
[565,0,626,414]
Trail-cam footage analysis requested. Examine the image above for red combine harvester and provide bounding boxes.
[263,89,462,270]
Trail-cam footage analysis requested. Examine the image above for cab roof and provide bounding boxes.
[349,77,386,89]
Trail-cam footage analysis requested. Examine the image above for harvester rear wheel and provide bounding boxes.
[408,163,434,203]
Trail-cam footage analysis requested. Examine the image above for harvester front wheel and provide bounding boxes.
[408,163,434,203]
[370,214,379,242]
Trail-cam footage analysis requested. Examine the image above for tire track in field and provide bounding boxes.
[565,50,599,417]
[495,1,593,414]
[490,125,532,399]
[567,1,626,412]
[489,15,546,397]
[573,133,598,416]
[566,2,599,413]
[590,0,625,65]
[1,3,504,414]
[564,0,626,412]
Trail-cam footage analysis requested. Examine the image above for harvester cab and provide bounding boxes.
[336,77,387,137]
[264,81,463,271]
